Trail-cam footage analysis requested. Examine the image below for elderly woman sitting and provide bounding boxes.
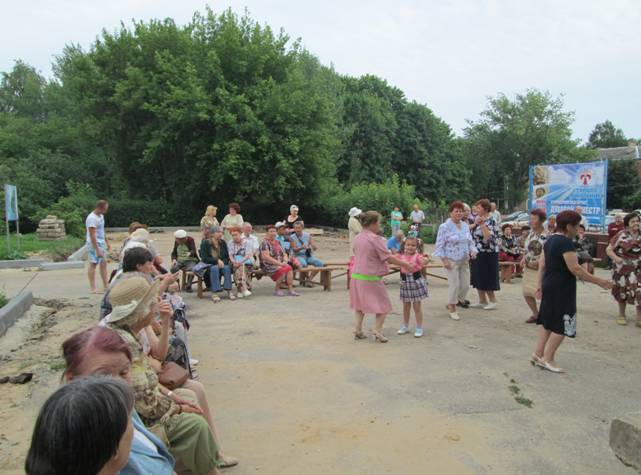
[26,376,136,475]
[200,226,234,303]
[103,277,237,472]
[260,224,299,297]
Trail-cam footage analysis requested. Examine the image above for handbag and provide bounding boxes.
[158,361,189,390]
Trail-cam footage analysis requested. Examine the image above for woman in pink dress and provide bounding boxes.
[350,211,413,342]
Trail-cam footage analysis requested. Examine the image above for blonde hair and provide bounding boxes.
[206,205,217,216]
[360,211,381,228]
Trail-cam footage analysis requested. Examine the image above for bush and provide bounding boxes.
[0,289,7,309]
[104,199,199,228]
[34,182,97,237]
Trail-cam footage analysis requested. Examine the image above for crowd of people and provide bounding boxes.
[25,198,641,474]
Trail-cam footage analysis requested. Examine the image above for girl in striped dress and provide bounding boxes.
[398,237,428,337]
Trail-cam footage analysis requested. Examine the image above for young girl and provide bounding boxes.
[397,237,428,337]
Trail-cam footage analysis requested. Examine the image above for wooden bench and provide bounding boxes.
[180,270,205,298]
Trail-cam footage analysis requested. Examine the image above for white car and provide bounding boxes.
[501,211,530,228]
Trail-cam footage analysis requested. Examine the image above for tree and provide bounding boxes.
[461,89,595,207]
[587,120,627,149]
[607,160,641,209]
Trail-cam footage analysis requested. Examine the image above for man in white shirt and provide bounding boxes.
[410,204,425,232]
[490,202,502,225]
[242,222,260,263]
[85,200,111,293]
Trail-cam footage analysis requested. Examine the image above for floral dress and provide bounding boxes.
[470,216,500,291]
[610,230,641,305]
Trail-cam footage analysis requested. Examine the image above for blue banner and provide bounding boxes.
[528,160,608,229]
[4,184,18,222]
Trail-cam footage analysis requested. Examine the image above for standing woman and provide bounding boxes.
[434,201,477,321]
[350,211,412,342]
[521,209,547,323]
[533,210,612,373]
[220,203,244,242]
[606,212,641,326]
[469,199,501,310]
[284,204,303,233]
[200,205,219,239]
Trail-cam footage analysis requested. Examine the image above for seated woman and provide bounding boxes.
[200,226,234,303]
[260,224,299,297]
[499,224,522,281]
[227,227,253,298]
[26,376,135,475]
[105,277,237,472]
[62,329,174,475]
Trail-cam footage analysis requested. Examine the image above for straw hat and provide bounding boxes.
[348,207,362,217]
[174,229,188,239]
[130,228,150,242]
[106,277,160,327]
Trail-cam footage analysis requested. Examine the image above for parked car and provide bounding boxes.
[501,211,530,228]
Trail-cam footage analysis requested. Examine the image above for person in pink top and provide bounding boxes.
[397,236,428,338]
[350,211,413,343]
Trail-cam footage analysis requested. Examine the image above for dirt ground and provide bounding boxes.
[0,229,639,475]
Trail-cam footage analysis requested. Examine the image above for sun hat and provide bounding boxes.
[130,228,150,242]
[348,207,363,217]
[275,221,286,229]
[106,277,160,327]
[290,204,299,212]
[174,229,188,239]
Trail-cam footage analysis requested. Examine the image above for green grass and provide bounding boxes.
[0,289,8,308]
[0,233,83,261]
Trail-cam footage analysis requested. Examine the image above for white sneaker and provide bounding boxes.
[397,326,410,335]
[469,303,486,309]
[189,359,199,366]
[242,289,252,297]
[414,328,424,338]
[449,312,460,321]
[483,302,497,310]
[236,292,244,299]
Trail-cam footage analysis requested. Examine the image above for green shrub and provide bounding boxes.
[104,199,200,228]
[34,182,97,237]
[0,289,8,308]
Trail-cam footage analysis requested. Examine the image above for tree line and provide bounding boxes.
[0,8,639,235]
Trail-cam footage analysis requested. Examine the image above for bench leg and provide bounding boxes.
[321,270,331,291]
[181,270,186,291]
[197,277,204,298]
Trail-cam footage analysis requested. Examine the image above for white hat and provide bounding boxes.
[174,229,188,239]
[348,207,362,217]
[275,221,286,229]
[290,204,299,212]
[130,228,150,242]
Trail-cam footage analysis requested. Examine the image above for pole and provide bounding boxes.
[5,215,9,256]
[15,187,20,251]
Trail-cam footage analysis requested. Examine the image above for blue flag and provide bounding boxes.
[4,184,18,222]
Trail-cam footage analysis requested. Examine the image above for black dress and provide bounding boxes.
[537,234,577,337]
[470,217,500,291]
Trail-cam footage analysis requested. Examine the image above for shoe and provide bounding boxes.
[236,292,244,299]
[457,300,470,308]
[483,303,497,310]
[397,326,410,335]
[211,295,221,303]
[539,360,565,373]
[353,331,367,340]
[274,290,286,297]
[414,328,424,338]
[372,331,388,343]
[304,281,314,288]
[185,287,193,293]
[448,312,460,321]
[228,292,237,301]
[242,289,252,297]
[525,315,537,324]
[529,354,542,366]
[469,303,486,309]
[636,320,641,328]
[617,315,627,325]
[288,291,300,297]
[190,358,199,366]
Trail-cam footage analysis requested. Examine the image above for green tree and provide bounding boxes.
[461,89,594,207]
[607,160,641,209]
[587,120,628,149]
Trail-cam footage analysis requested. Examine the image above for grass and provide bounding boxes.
[0,233,83,261]
[504,374,534,409]
[0,289,7,308]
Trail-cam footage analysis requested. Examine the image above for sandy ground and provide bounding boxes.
[0,230,639,475]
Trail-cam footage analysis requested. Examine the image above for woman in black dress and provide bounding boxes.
[469,199,501,310]
[532,210,612,373]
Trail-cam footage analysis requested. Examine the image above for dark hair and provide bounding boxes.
[555,210,581,231]
[128,222,147,234]
[475,199,491,213]
[578,224,586,231]
[229,202,241,212]
[360,211,381,228]
[62,327,132,379]
[25,376,133,475]
[401,236,419,254]
[624,212,640,227]
[266,224,276,231]
[449,200,464,212]
[521,225,531,231]
[95,200,108,210]
[501,223,513,232]
[294,220,304,227]
[530,208,547,223]
[122,247,153,272]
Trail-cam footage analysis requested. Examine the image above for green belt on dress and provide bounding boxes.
[351,273,383,281]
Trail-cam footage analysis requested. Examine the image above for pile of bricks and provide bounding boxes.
[36,215,66,241]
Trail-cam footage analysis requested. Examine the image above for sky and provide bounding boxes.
[2,0,640,141]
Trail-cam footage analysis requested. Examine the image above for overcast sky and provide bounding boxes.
[2,0,640,141]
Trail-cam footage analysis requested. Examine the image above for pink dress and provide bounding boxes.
[349,229,393,314]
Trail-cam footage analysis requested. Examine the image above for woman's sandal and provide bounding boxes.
[353,331,367,340]
[372,331,389,343]
[529,354,543,366]
[539,360,565,373]
[211,295,221,303]
[217,456,239,469]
